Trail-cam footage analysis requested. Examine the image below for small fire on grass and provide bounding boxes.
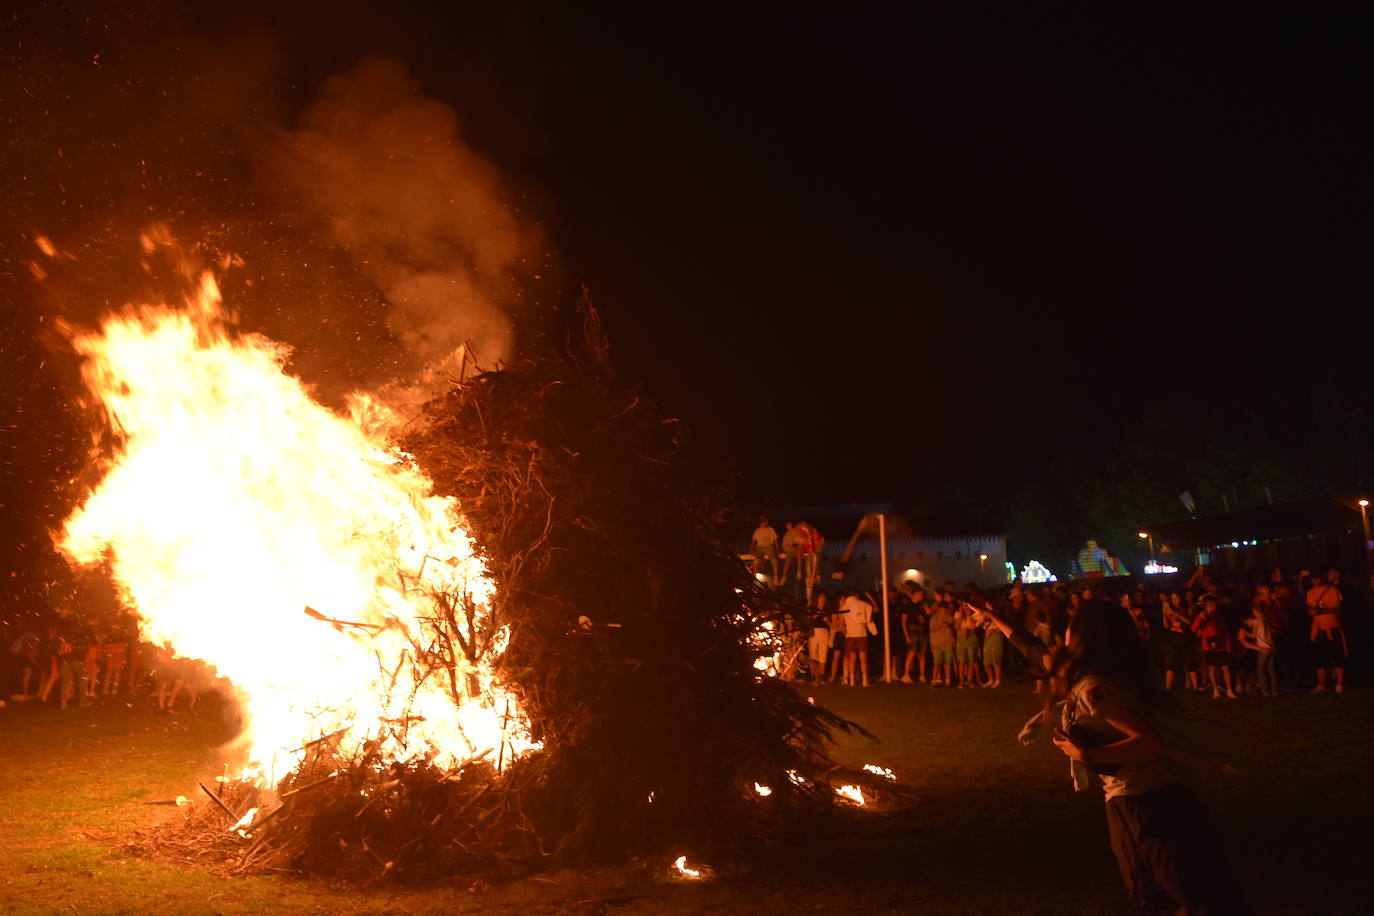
[673,855,704,879]
[834,784,865,806]
[862,763,897,781]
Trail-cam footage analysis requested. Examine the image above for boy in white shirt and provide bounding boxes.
[839,590,875,687]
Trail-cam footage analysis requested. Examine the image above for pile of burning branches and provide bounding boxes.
[143,299,893,881]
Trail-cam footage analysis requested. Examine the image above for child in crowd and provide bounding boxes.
[807,593,832,687]
[900,583,929,683]
[1158,592,1199,692]
[980,609,1005,687]
[928,600,955,687]
[954,602,981,688]
[1239,586,1278,697]
[1192,596,1238,699]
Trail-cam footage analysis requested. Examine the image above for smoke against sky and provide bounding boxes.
[268,57,542,374]
[0,10,557,614]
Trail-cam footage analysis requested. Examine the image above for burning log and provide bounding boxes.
[302,605,385,632]
[198,781,240,823]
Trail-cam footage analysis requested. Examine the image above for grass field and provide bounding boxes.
[1,681,1368,914]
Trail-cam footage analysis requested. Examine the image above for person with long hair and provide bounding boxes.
[1239,585,1278,698]
[978,596,1244,914]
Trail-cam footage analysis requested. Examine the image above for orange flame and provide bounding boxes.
[672,855,703,878]
[57,235,532,782]
[834,785,865,806]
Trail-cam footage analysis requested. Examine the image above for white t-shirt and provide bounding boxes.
[753,526,778,548]
[1063,676,1180,800]
[1249,614,1273,652]
[839,596,874,638]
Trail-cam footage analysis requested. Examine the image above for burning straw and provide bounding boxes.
[174,296,869,880]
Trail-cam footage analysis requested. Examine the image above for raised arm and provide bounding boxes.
[966,601,1052,675]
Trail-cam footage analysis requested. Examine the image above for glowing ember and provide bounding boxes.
[862,764,897,781]
[230,806,260,834]
[754,782,773,797]
[673,855,703,878]
[835,785,866,806]
[55,232,532,782]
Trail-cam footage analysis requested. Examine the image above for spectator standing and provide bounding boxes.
[794,520,822,587]
[1159,592,1200,693]
[1240,587,1278,697]
[1192,596,1238,699]
[102,627,128,696]
[955,602,982,688]
[806,593,832,687]
[7,616,40,700]
[1305,569,1347,694]
[826,599,847,683]
[838,590,875,687]
[779,522,799,585]
[900,583,930,683]
[981,605,1006,687]
[928,599,956,687]
[83,632,104,700]
[750,518,780,582]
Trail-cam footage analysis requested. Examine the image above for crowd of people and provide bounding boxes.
[2,607,218,713]
[783,565,1364,697]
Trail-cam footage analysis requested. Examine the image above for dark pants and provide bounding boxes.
[1105,783,1245,915]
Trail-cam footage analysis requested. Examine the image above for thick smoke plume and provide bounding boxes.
[270,58,541,375]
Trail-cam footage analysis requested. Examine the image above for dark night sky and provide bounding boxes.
[3,4,1371,547]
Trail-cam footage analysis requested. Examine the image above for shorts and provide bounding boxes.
[1202,649,1230,667]
[1160,631,1193,672]
[808,630,831,663]
[906,628,929,653]
[754,544,777,560]
[1314,628,1348,668]
[844,636,868,655]
[956,636,979,664]
[983,634,1004,667]
[932,645,954,665]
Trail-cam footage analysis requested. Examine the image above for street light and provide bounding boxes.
[1359,500,1371,560]
[1138,530,1154,562]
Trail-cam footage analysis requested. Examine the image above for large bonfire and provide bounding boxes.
[59,230,532,786]
[47,230,883,880]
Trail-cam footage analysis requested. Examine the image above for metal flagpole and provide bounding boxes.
[879,513,891,683]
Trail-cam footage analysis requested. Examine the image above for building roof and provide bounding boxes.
[1143,498,1364,551]
[756,503,1003,542]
